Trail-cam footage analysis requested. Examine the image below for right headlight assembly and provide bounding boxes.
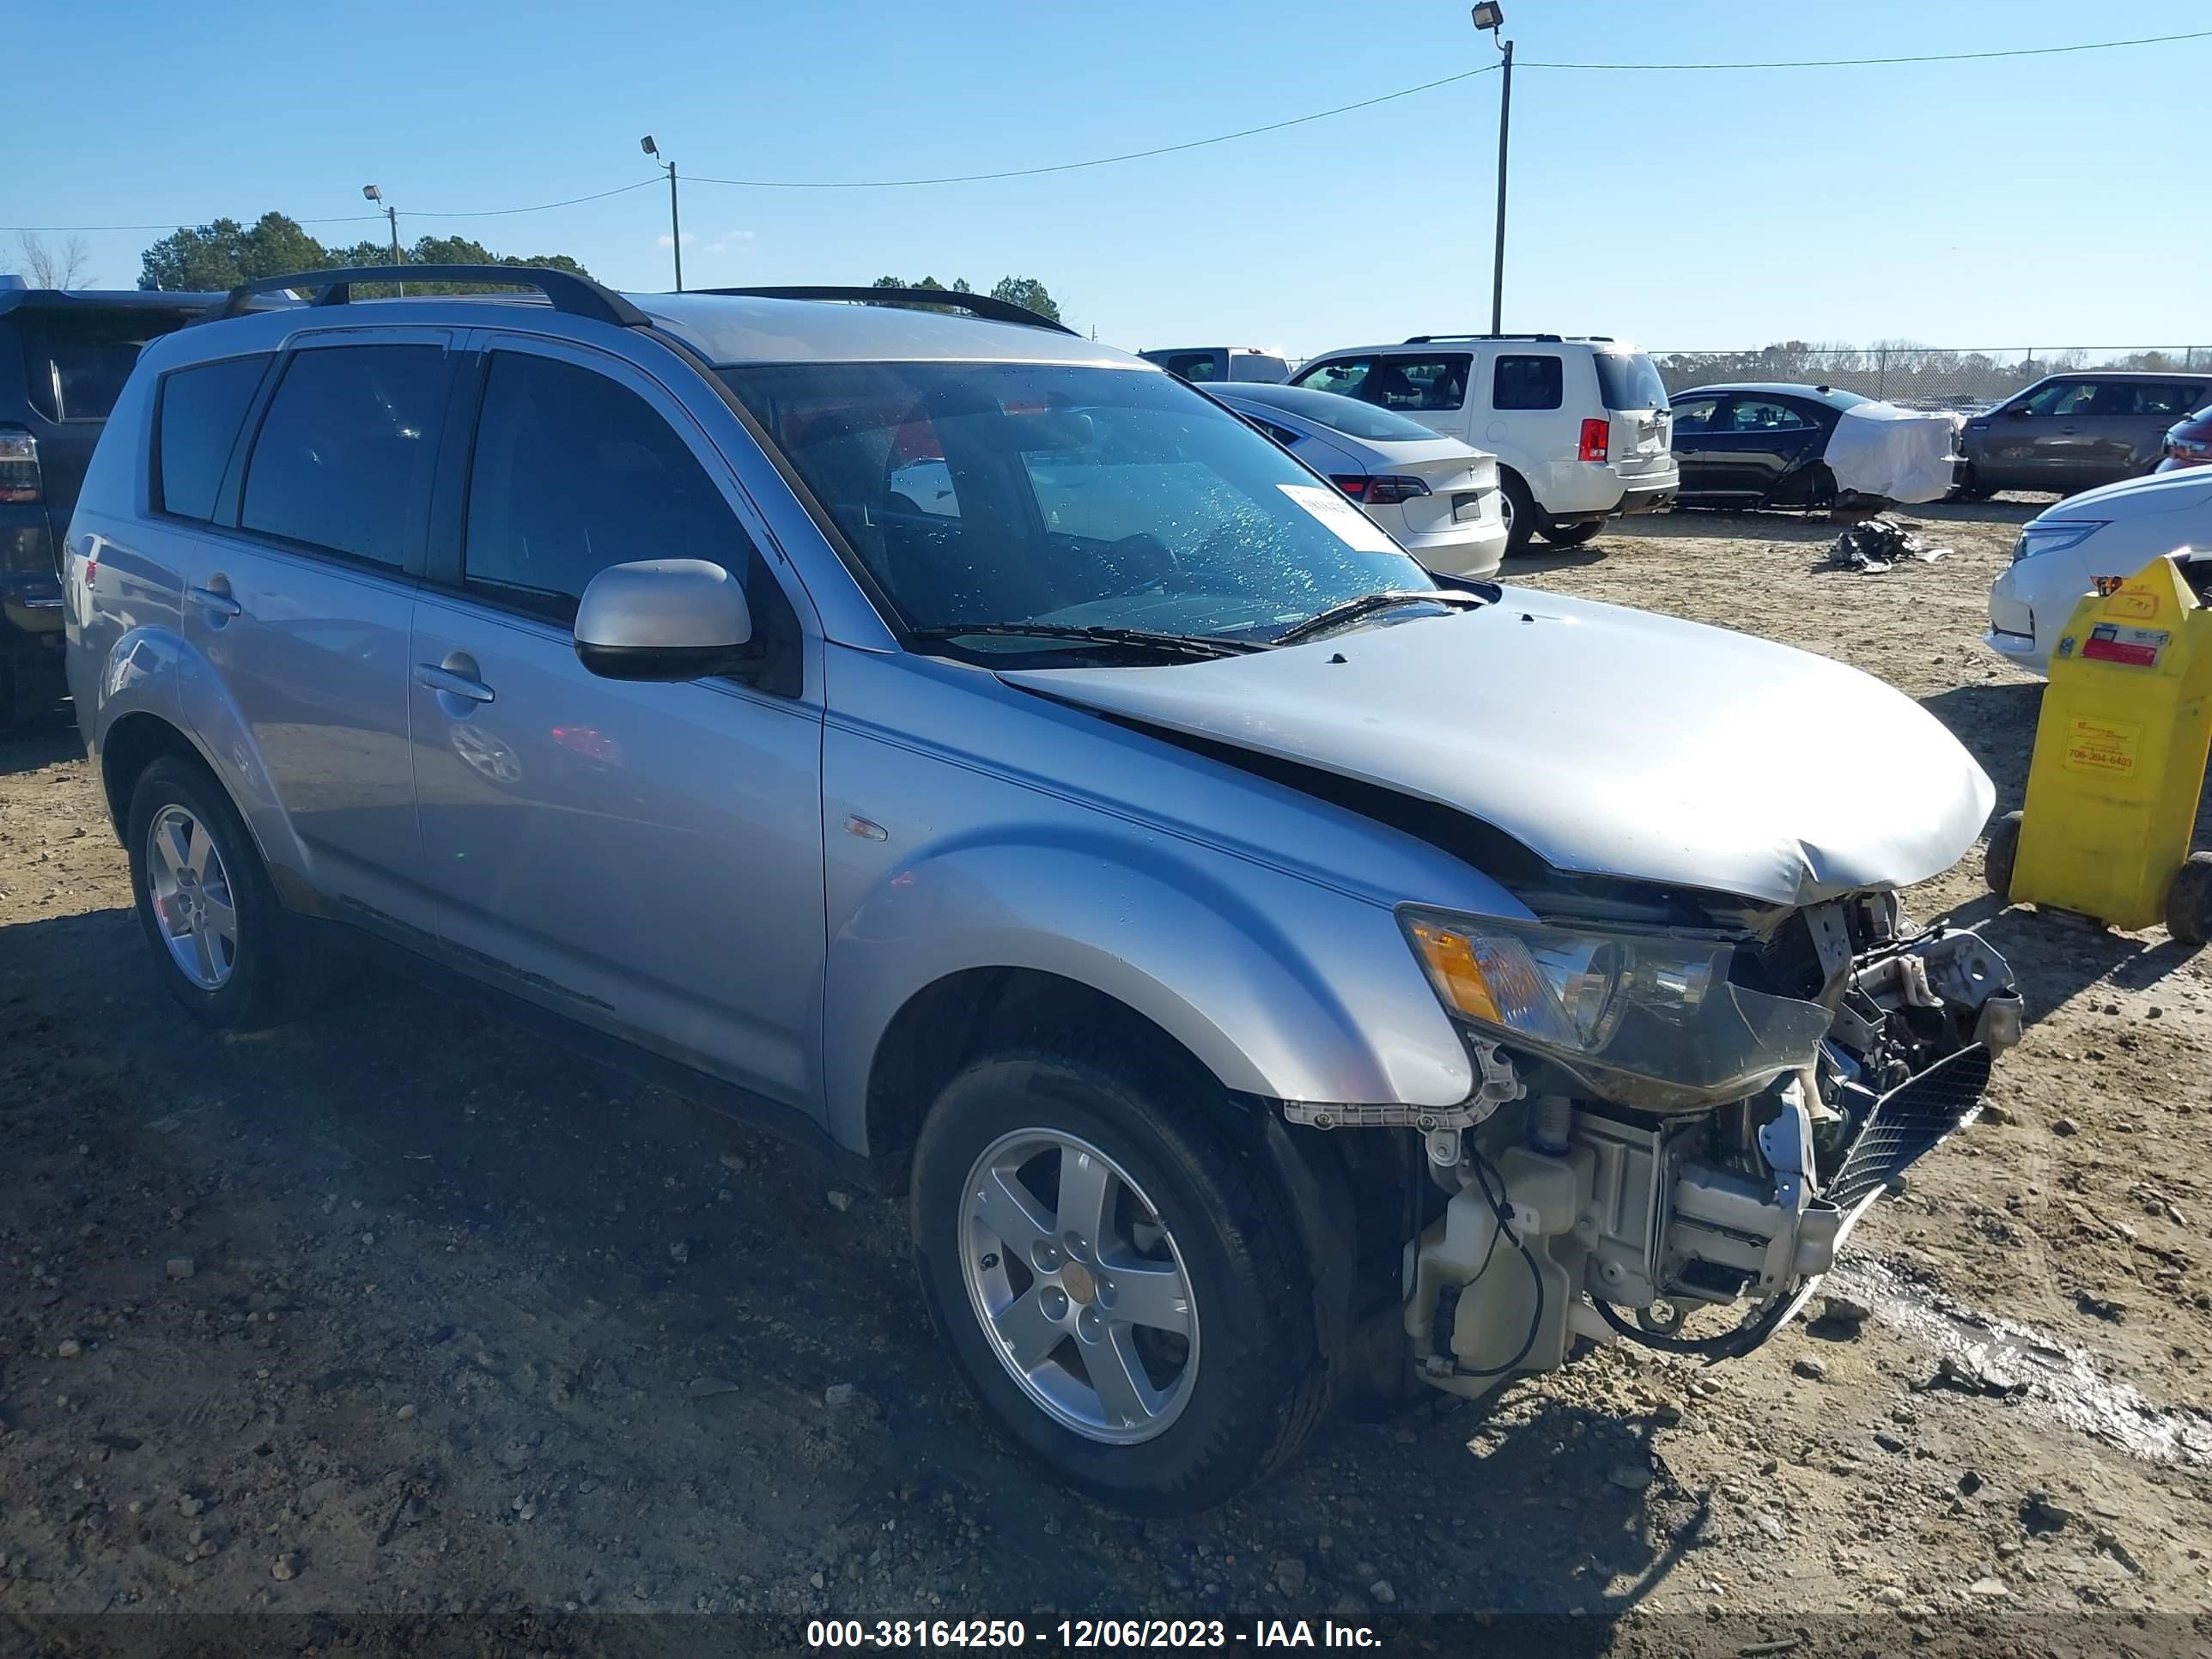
[1401,908,1833,1111]
[2012,520,2106,562]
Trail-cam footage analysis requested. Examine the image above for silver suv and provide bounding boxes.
[66,268,2021,1513]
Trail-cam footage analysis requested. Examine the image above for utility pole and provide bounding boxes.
[362,185,404,297]
[1472,6,1512,334]
[1491,38,1512,334]
[641,137,683,291]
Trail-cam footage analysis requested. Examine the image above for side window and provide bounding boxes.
[2131,384,2198,417]
[1292,356,1375,399]
[1365,355,1468,411]
[1724,398,1814,432]
[156,356,270,522]
[463,351,768,627]
[1162,352,1219,382]
[240,345,447,567]
[2021,380,2092,417]
[1668,395,1721,434]
[1492,355,1564,411]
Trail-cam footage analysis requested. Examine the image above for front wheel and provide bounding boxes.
[909,1041,1326,1513]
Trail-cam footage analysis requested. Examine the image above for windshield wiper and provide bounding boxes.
[909,623,1265,660]
[1272,586,1492,646]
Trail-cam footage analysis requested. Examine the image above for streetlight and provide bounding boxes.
[362,184,404,297]
[1471,4,1511,334]
[641,136,683,291]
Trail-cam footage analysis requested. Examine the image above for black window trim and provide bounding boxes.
[228,331,459,581]
[431,334,805,700]
[148,350,281,526]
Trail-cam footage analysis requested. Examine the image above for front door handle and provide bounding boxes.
[413,663,495,704]
[186,585,242,619]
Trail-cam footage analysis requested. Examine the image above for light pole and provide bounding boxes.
[641,136,683,291]
[1472,4,1511,334]
[362,184,404,296]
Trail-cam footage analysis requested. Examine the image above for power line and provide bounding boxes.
[4,179,659,237]
[1523,26,2212,70]
[8,26,2207,232]
[688,64,1501,189]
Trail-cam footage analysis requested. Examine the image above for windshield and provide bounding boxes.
[722,362,1435,649]
[1218,382,1444,443]
[1592,350,1669,413]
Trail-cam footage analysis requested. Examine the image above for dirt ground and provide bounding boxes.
[5,498,2212,1657]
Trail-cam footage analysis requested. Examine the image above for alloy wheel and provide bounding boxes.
[958,1129,1199,1443]
[145,805,239,990]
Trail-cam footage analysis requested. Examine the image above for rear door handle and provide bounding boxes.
[413,663,495,704]
[186,586,242,619]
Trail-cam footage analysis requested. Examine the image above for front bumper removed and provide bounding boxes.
[1385,919,2020,1394]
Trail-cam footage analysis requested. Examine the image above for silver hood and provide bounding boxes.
[1001,588,1995,908]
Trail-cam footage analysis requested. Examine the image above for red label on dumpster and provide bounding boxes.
[2081,623,2167,667]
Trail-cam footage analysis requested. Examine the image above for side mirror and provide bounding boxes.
[2008,405,2034,418]
[574,559,753,682]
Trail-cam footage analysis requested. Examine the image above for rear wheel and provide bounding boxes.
[1537,520,1604,548]
[1498,471,1537,556]
[2168,853,2212,949]
[125,757,307,1030]
[909,1039,1326,1513]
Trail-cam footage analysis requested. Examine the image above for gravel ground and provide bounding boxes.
[4,499,2212,1656]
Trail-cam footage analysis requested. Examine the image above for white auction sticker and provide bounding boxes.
[1278,483,1399,555]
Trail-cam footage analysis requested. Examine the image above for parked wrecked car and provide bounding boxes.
[67,270,2021,1513]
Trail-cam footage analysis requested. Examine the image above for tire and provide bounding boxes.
[125,757,305,1030]
[1537,520,1603,548]
[1984,810,2023,902]
[2168,853,2212,949]
[1954,466,1996,503]
[1497,471,1537,557]
[909,1038,1327,1514]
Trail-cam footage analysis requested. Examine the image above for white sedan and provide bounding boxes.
[1985,468,2212,675]
[1206,382,1510,580]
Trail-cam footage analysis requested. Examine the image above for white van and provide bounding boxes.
[1289,334,1677,551]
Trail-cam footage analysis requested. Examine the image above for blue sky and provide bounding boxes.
[14,1,2210,358]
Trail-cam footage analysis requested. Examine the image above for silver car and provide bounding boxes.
[66,269,2020,1513]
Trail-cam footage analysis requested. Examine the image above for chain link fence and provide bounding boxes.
[1650,345,2210,413]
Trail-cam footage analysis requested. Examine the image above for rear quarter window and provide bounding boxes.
[1492,355,1563,411]
[155,356,271,522]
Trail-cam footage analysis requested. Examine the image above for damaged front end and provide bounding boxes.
[1298,888,2022,1395]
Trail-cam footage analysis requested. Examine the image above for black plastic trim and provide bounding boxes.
[207,266,653,329]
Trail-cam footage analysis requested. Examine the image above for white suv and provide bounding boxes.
[1290,334,1678,553]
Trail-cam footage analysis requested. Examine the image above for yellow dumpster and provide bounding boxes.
[1986,548,2212,945]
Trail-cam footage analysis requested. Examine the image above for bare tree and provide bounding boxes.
[14,232,94,289]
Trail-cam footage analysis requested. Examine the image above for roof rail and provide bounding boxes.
[696,285,1078,337]
[1403,332,1565,344]
[205,266,652,327]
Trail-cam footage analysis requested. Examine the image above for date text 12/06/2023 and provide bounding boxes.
[805,1618,1385,1650]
